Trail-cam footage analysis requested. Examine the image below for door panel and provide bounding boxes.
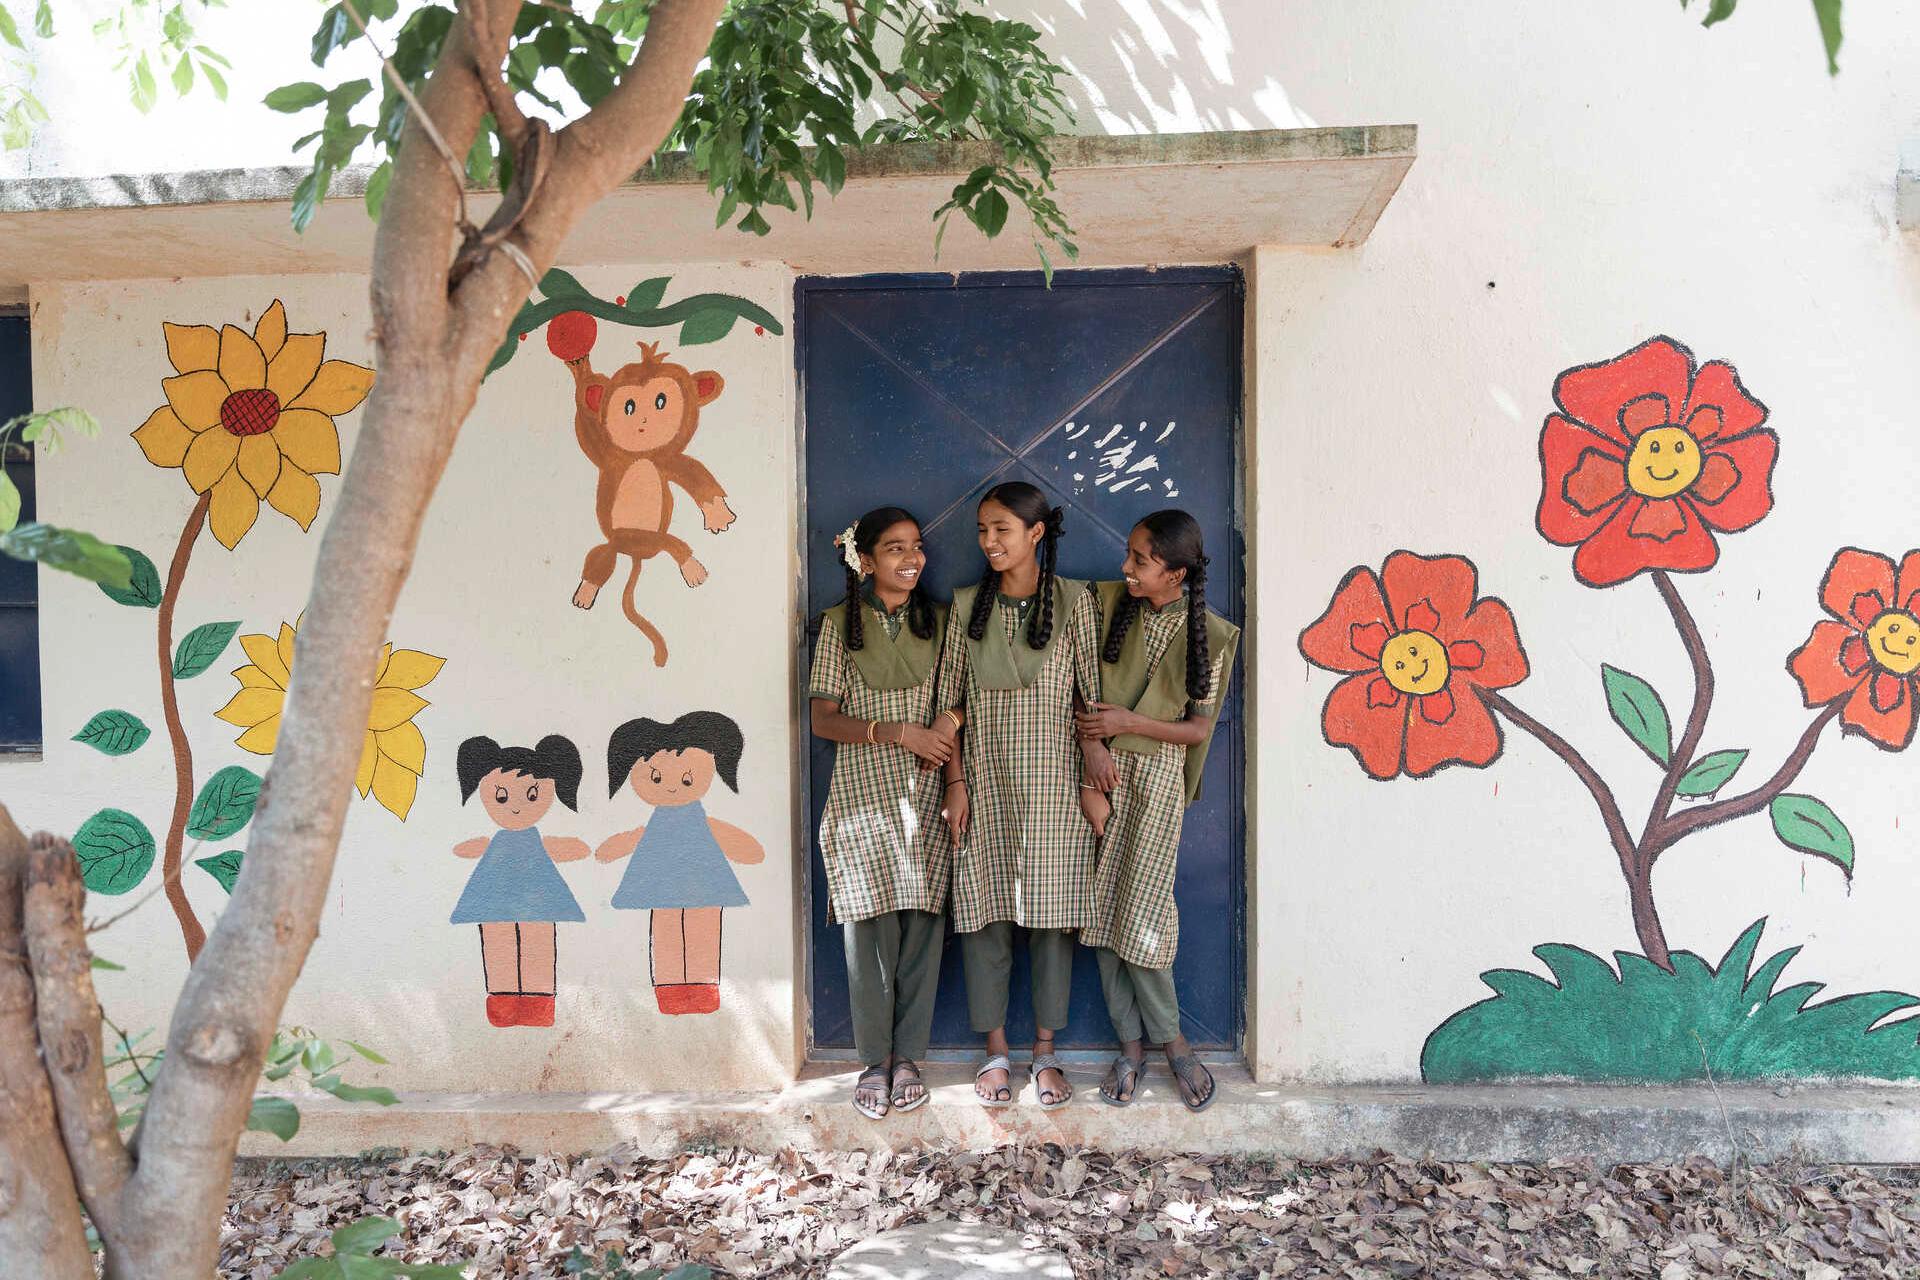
[799,269,1244,1052]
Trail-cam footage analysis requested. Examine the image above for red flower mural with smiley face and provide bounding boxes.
[1538,336,1777,588]
[1788,548,1920,751]
[1299,551,1529,779]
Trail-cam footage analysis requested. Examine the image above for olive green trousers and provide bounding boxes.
[959,922,1074,1034]
[844,909,946,1065]
[1095,946,1181,1045]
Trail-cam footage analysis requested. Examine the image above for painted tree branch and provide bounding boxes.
[22,833,131,1244]
[1652,703,1842,852]
[156,491,211,961]
[0,807,93,1279]
[1483,688,1672,969]
[103,1,728,1271]
[1637,570,1714,859]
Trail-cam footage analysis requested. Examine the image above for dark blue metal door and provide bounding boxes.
[799,268,1244,1053]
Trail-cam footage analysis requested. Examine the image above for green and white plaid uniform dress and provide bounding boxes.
[937,583,1101,934]
[809,604,954,924]
[1080,596,1231,969]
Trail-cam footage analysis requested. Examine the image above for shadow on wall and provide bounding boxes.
[1006,0,1318,135]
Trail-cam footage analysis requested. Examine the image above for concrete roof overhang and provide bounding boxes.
[0,125,1414,301]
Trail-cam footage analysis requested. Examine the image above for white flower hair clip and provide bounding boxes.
[834,523,862,575]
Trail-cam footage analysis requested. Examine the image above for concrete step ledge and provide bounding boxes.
[239,1064,1920,1165]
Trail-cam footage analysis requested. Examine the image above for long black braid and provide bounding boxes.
[966,481,1064,650]
[839,506,934,652]
[1103,509,1213,705]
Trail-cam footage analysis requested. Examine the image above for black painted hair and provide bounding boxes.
[607,710,744,796]
[456,735,583,810]
[839,506,935,652]
[966,480,1064,650]
[1102,509,1213,705]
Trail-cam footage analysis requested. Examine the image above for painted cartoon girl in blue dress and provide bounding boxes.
[450,735,591,1028]
[596,711,764,1014]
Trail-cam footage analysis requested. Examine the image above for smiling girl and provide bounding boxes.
[809,506,959,1119]
[450,735,591,1028]
[937,480,1105,1110]
[1075,510,1240,1111]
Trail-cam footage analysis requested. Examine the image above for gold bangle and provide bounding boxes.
[866,720,878,745]
[943,708,962,731]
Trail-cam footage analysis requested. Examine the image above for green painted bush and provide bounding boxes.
[1421,919,1920,1083]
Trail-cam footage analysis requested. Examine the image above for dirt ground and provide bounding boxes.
[220,1144,1920,1278]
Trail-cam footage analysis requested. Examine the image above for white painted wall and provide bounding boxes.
[7,2,1920,1089]
[18,265,801,1093]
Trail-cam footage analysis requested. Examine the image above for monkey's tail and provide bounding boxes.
[620,557,669,667]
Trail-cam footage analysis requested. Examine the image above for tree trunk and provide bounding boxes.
[0,807,94,1280]
[0,2,730,1275]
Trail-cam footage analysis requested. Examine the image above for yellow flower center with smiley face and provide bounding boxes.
[1625,426,1703,499]
[1867,611,1920,676]
[1382,629,1449,696]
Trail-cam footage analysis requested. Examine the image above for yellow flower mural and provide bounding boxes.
[131,299,374,549]
[216,618,445,820]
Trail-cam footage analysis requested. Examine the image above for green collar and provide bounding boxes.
[953,577,1085,690]
[822,595,947,691]
[1092,579,1240,805]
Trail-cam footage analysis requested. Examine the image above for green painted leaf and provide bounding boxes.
[0,470,18,534]
[1674,748,1748,799]
[172,620,239,679]
[194,850,244,894]
[245,1095,301,1141]
[0,522,134,588]
[1700,0,1738,25]
[72,709,151,756]
[678,308,737,346]
[332,1216,402,1257]
[188,765,262,839]
[1812,0,1842,75]
[625,277,669,312]
[1601,664,1672,766]
[540,268,589,298]
[265,81,328,112]
[73,809,156,895]
[1771,793,1854,879]
[97,545,162,607]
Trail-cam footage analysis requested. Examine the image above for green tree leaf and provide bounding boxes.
[1812,0,1842,75]
[73,809,156,895]
[203,61,228,102]
[365,159,393,219]
[0,469,17,534]
[1601,664,1672,766]
[188,765,263,840]
[91,954,125,971]
[1770,793,1854,879]
[72,709,151,756]
[172,620,240,679]
[0,522,134,588]
[98,544,162,607]
[267,1260,331,1280]
[130,53,159,113]
[1674,748,1748,799]
[0,4,22,50]
[266,82,329,113]
[194,850,244,893]
[245,1096,301,1141]
[313,1074,399,1106]
[345,1040,390,1064]
[677,308,737,346]
[332,1216,403,1256]
[171,53,195,96]
[1701,0,1739,25]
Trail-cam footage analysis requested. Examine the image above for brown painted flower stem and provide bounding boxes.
[157,492,211,963]
[1650,703,1842,852]
[1481,688,1672,968]
[1638,571,1714,864]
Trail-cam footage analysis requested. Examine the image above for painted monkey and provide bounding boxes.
[561,339,737,666]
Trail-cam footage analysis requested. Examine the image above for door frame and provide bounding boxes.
[788,266,1250,1063]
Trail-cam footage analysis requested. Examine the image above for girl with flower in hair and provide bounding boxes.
[808,506,959,1118]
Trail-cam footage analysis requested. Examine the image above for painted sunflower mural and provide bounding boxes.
[1301,334,1920,1083]
[73,299,430,964]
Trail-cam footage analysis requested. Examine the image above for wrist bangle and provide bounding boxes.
[945,779,966,790]
[942,708,962,731]
[1080,781,1101,791]
[866,720,877,745]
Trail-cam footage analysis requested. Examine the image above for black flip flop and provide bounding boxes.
[853,1064,891,1120]
[890,1058,930,1113]
[1099,1054,1143,1107]
[1168,1052,1216,1113]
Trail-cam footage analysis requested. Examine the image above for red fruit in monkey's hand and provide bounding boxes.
[546,311,597,361]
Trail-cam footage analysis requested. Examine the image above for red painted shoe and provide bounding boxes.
[486,994,555,1027]
[655,983,721,1015]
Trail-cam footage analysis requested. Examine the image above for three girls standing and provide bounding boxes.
[810,484,1237,1116]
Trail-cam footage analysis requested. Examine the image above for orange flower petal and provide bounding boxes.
[237,433,282,498]
[272,408,342,475]
[291,359,375,417]
[235,715,282,755]
[162,322,220,374]
[218,325,267,391]
[254,300,288,362]
[266,465,321,531]
[267,332,325,406]
[207,469,260,549]
[182,427,240,493]
[132,405,194,468]
[164,370,230,432]
[239,633,289,688]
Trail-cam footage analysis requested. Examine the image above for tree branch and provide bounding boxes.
[1636,570,1714,860]
[0,808,94,1277]
[1651,703,1842,851]
[22,832,132,1233]
[460,0,530,153]
[1484,689,1640,877]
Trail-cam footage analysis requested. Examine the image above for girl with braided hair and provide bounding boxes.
[1075,510,1241,1112]
[936,481,1106,1110]
[807,507,959,1119]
